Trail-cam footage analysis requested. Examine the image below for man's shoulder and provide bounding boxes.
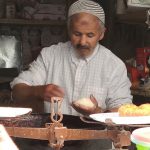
[98,45,116,57]
[39,41,71,62]
[99,44,125,66]
[42,41,71,52]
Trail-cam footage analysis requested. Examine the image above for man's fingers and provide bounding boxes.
[52,85,65,96]
[90,94,98,106]
[44,84,65,100]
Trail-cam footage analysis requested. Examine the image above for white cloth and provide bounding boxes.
[10,41,132,115]
[68,0,105,24]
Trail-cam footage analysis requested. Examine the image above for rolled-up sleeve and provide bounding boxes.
[10,49,47,88]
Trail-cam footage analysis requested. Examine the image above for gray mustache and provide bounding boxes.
[76,44,89,50]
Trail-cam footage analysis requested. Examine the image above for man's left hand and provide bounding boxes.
[71,95,102,116]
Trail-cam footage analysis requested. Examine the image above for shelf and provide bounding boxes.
[0,18,66,26]
[116,11,147,25]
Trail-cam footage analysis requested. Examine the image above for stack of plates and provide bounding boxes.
[131,127,150,150]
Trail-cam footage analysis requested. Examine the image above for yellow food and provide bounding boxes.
[139,103,150,110]
[118,103,150,117]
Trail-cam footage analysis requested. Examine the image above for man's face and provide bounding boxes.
[69,13,105,58]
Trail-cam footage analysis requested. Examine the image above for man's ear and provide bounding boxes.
[99,27,106,41]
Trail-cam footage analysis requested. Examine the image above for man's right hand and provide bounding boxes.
[12,83,64,103]
[43,84,65,101]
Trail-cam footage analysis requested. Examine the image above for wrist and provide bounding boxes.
[32,86,45,100]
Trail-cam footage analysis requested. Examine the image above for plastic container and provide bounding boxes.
[131,127,150,150]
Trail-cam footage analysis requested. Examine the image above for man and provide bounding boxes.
[10,0,132,149]
[11,0,132,116]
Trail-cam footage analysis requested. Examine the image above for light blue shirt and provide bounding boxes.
[11,41,132,115]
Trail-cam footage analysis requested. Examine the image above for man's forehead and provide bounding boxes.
[71,18,100,34]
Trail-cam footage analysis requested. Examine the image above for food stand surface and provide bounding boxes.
[0,98,149,150]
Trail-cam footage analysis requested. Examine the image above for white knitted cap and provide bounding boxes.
[68,0,105,24]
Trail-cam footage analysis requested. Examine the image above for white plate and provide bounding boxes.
[90,112,150,125]
[0,107,32,118]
